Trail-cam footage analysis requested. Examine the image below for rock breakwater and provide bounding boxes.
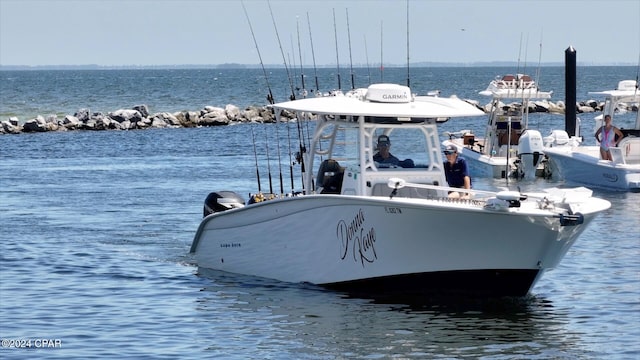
[1,98,635,135]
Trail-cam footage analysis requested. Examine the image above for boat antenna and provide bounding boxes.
[346,8,355,90]
[241,0,274,104]
[364,35,372,85]
[516,32,523,80]
[296,16,307,98]
[250,124,262,193]
[406,0,410,87]
[535,30,543,87]
[268,0,296,100]
[522,33,530,81]
[307,12,320,94]
[521,34,530,123]
[534,30,544,129]
[333,8,342,91]
[380,20,384,82]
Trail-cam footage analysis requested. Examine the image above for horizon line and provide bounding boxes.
[1,61,637,70]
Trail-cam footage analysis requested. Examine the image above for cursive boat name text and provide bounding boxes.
[337,209,377,266]
[602,172,618,182]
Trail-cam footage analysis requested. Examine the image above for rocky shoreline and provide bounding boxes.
[1,97,634,135]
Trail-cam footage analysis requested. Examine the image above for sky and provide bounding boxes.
[1,0,639,67]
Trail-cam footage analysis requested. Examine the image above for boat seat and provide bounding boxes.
[519,75,532,82]
[316,159,345,194]
[498,75,516,87]
[496,121,522,130]
[498,129,521,146]
[618,138,640,165]
[609,147,626,165]
[501,75,516,82]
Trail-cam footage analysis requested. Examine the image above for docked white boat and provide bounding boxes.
[190,83,610,297]
[544,80,640,191]
[443,74,553,179]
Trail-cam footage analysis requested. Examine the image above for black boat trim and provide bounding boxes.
[321,269,541,298]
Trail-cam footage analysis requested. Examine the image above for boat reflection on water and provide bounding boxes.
[194,267,583,358]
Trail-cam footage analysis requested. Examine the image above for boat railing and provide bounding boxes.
[494,74,536,90]
[338,166,445,198]
[387,178,496,199]
[371,182,439,199]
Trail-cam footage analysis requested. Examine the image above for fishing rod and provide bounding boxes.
[296,16,307,98]
[635,51,639,94]
[264,130,274,195]
[346,8,355,90]
[380,20,384,82]
[289,36,298,95]
[295,113,307,193]
[364,35,371,85]
[405,0,410,88]
[307,12,320,94]
[634,51,639,129]
[534,30,544,130]
[250,124,262,193]
[333,8,342,91]
[241,0,274,104]
[267,0,296,100]
[274,120,285,196]
[285,119,295,192]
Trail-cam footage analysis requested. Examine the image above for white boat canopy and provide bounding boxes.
[271,84,485,119]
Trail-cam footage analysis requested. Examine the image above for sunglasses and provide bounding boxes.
[444,151,456,155]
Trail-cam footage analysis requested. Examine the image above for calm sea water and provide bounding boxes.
[1,67,639,359]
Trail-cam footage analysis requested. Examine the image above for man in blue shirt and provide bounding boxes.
[443,144,471,198]
[373,134,415,168]
[373,134,400,166]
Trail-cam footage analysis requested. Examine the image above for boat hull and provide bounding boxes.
[463,150,511,178]
[545,146,640,191]
[191,195,601,296]
[443,139,513,179]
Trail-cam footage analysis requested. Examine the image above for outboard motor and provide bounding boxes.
[543,129,570,148]
[516,130,544,180]
[203,191,245,217]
